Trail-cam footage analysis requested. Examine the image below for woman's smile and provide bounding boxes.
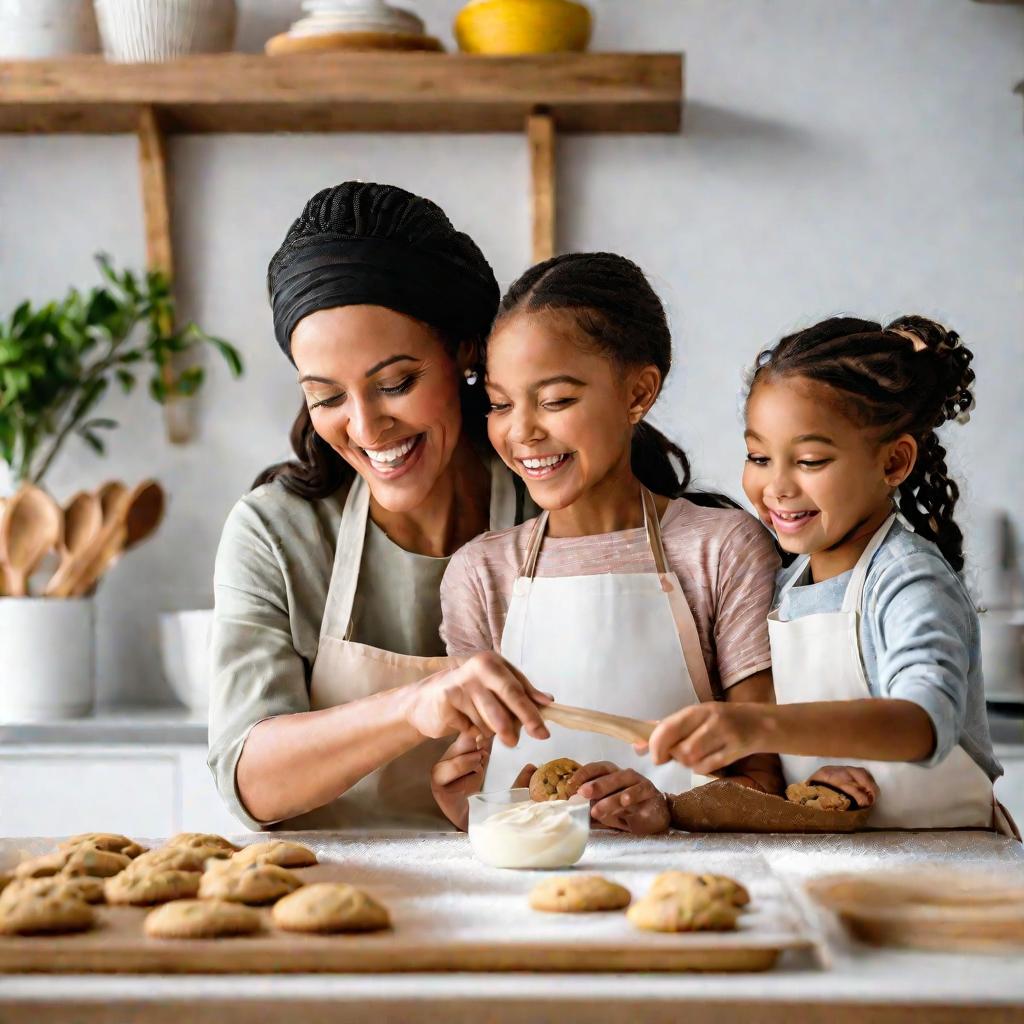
[358,433,426,478]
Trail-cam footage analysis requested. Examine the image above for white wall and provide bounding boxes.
[1,0,1021,706]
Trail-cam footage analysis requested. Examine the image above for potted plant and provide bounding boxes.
[0,254,243,721]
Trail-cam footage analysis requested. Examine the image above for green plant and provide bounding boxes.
[0,254,243,485]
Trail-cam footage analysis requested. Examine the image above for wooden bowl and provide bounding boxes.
[807,871,1024,952]
[454,0,592,55]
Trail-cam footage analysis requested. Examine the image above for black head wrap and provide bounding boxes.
[268,182,500,362]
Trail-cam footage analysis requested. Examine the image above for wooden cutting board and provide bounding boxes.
[0,836,814,974]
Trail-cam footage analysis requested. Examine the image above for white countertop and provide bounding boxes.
[0,829,1022,1023]
[0,705,207,746]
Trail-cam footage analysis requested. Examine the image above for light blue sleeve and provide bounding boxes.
[866,552,975,767]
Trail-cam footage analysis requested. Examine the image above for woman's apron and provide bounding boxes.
[770,513,1016,836]
[286,466,518,830]
[485,488,713,796]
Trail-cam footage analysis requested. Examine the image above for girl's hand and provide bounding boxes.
[430,731,493,830]
[807,765,879,809]
[646,702,769,776]
[404,652,553,747]
[570,761,669,836]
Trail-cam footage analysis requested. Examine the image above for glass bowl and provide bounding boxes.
[467,787,590,869]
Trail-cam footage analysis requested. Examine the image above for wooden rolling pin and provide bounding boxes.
[540,702,654,746]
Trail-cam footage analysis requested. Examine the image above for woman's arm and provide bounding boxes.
[239,653,552,824]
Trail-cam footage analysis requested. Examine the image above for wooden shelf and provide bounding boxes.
[0,52,683,134]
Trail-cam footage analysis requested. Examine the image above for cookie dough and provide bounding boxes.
[144,899,263,939]
[627,886,740,933]
[272,883,391,933]
[105,868,201,906]
[529,874,631,913]
[129,847,209,874]
[198,860,303,905]
[232,841,318,869]
[529,758,582,802]
[647,871,750,907]
[167,833,239,855]
[785,782,852,812]
[60,833,146,858]
[0,891,94,935]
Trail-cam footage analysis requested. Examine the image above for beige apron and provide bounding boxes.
[283,465,518,830]
[771,514,1016,836]
[485,488,714,795]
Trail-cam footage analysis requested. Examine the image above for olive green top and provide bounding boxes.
[207,463,528,831]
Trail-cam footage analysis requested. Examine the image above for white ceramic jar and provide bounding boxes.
[159,608,213,713]
[0,0,99,58]
[94,0,237,62]
[0,597,95,721]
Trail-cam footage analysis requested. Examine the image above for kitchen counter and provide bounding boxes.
[0,830,1022,1024]
[0,705,207,747]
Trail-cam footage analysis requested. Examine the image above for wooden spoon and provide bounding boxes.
[97,480,127,524]
[0,484,63,597]
[45,491,103,597]
[64,479,164,598]
[540,702,655,746]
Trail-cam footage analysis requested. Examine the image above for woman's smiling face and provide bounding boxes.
[291,304,464,512]
[485,311,645,511]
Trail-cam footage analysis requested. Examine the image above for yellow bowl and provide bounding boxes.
[454,0,592,55]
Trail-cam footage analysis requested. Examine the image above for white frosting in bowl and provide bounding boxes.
[469,798,589,869]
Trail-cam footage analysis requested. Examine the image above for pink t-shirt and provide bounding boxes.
[440,498,780,693]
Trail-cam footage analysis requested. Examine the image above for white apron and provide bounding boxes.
[485,488,713,796]
[771,513,1014,835]
[285,466,518,831]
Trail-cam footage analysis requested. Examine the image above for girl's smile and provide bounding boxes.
[743,376,912,580]
[485,310,659,536]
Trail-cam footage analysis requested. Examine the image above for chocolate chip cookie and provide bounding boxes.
[272,883,390,933]
[198,860,303,905]
[529,758,582,802]
[529,874,631,913]
[232,841,318,869]
[647,871,750,907]
[144,899,263,939]
[785,782,852,812]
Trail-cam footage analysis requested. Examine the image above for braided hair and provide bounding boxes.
[256,182,498,498]
[747,315,977,571]
[493,252,737,509]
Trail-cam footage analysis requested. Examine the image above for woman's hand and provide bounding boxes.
[430,731,493,830]
[404,652,553,747]
[807,765,879,808]
[569,761,669,836]
[645,702,769,776]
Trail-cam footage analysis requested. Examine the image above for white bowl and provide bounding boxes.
[159,609,213,713]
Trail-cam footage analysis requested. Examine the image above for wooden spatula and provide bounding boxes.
[541,703,655,745]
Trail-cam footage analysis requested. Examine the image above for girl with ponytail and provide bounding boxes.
[646,316,1013,834]
[432,253,783,832]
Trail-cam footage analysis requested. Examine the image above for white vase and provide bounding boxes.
[0,0,99,58]
[94,0,237,63]
[159,609,212,713]
[0,598,95,721]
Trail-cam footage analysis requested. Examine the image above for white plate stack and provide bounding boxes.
[265,0,441,55]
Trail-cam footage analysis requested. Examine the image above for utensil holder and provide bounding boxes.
[0,597,95,721]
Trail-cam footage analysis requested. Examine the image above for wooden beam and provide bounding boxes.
[528,110,556,263]
[136,105,189,444]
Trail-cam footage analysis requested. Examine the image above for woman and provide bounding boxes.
[207,182,551,831]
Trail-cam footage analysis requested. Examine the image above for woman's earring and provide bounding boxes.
[464,368,479,386]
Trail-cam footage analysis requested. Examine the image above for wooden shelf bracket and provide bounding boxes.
[136,105,190,443]
[527,109,557,263]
